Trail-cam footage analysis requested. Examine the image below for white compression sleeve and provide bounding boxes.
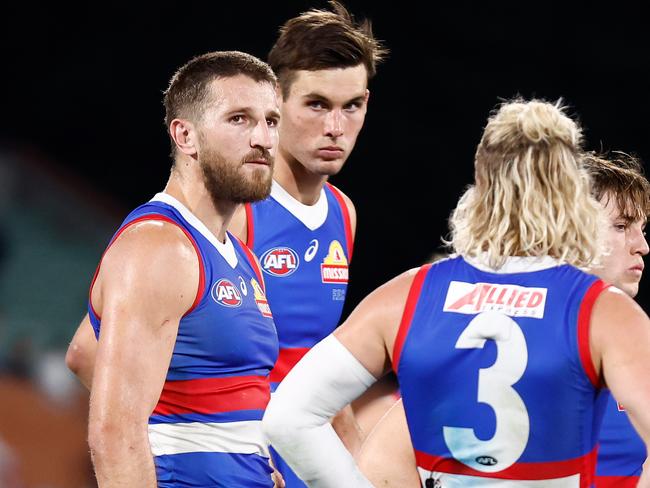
[262,334,377,487]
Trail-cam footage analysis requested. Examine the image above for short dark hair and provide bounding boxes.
[163,51,276,156]
[583,151,650,222]
[268,1,388,98]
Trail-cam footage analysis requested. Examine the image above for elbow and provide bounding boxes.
[65,342,83,375]
[65,341,88,376]
[262,398,289,447]
[262,394,305,449]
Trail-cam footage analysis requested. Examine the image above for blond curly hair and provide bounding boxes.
[449,99,606,269]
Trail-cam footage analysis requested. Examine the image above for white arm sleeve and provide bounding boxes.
[262,334,377,487]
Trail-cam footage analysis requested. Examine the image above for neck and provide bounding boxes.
[273,149,327,205]
[164,162,237,243]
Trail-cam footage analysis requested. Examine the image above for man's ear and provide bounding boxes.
[170,119,199,157]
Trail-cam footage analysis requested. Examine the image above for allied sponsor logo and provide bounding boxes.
[261,247,299,277]
[250,278,273,318]
[321,240,349,284]
[211,279,242,307]
[443,281,547,319]
[476,456,498,466]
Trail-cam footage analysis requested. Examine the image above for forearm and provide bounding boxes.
[263,335,376,487]
[331,404,364,457]
[90,428,157,487]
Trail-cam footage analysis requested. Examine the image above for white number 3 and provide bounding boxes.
[443,311,530,472]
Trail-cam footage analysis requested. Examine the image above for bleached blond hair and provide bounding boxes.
[449,99,605,269]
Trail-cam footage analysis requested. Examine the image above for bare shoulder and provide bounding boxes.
[590,286,650,384]
[335,267,421,372]
[102,219,198,275]
[591,286,648,325]
[95,219,200,318]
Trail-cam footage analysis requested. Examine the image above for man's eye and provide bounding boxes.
[307,101,325,109]
[230,115,246,123]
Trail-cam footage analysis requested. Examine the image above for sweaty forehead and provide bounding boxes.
[208,76,277,111]
[289,65,368,100]
[601,192,647,224]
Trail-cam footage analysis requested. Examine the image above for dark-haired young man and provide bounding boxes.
[228,3,388,486]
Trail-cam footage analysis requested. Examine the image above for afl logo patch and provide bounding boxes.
[261,247,299,277]
[475,456,498,466]
[211,279,242,307]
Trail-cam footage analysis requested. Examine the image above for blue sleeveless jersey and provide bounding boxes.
[245,181,352,488]
[595,393,646,487]
[88,193,278,488]
[394,256,609,487]
[245,181,352,389]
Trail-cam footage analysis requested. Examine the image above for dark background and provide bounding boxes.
[3,1,649,315]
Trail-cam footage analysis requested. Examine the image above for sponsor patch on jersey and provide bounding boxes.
[443,281,547,318]
[321,240,349,284]
[211,279,242,307]
[261,247,299,277]
[617,402,626,412]
[304,239,319,262]
[250,277,273,318]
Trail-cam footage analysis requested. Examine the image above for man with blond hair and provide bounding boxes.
[352,150,650,487]
[263,99,650,487]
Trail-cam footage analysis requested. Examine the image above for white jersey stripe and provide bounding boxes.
[148,420,269,457]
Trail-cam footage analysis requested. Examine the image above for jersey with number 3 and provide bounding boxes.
[394,256,609,487]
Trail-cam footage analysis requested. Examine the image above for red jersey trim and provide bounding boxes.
[269,347,310,383]
[326,183,354,262]
[233,235,265,292]
[89,215,206,321]
[244,203,255,249]
[153,375,270,416]
[416,447,597,485]
[577,279,610,388]
[594,475,639,487]
[392,264,432,373]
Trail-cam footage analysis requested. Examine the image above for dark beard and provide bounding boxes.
[199,146,273,205]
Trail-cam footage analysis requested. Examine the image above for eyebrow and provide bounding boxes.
[302,92,366,105]
[267,109,281,120]
[224,107,281,120]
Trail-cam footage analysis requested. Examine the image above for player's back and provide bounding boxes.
[394,255,609,487]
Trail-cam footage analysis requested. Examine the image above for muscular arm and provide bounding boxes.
[65,314,97,389]
[88,221,199,488]
[263,269,417,486]
[591,287,650,486]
